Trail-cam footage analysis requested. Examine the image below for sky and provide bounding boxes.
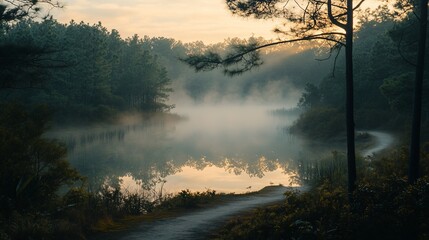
[52,0,280,44]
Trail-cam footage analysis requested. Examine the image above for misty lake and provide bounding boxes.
[48,104,307,195]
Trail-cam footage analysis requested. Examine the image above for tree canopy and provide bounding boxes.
[182,0,371,196]
[0,0,61,23]
[0,20,174,123]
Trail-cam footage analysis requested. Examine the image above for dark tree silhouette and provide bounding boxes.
[183,0,367,196]
[0,0,61,23]
[0,0,64,89]
[409,0,428,183]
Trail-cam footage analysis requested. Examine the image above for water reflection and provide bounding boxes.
[163,164,297,194]
[47,105,304,194]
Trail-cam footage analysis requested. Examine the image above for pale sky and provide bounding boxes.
[52,0,280,43]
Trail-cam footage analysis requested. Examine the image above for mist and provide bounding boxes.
[145,37,335,106]
[47,102,307,194]
[41,39,339,194]
[3,4,429,239]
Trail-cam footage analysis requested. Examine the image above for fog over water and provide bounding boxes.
[48,103,306,194]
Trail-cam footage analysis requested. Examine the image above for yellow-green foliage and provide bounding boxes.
[212,184,352,240]
[213,177,429,240]
[213,145,429,240]
[158,189,218,209]
[296,151,349,186]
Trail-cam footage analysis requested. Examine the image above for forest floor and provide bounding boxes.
[89,131,394,240]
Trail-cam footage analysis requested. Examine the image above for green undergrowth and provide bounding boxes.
[89,186,286,234]
[0,184,241,240]
[88,186,287,240]
[82,189,234,237]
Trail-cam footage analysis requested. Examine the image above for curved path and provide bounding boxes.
[96,131,393,240]
[360,131,395,157]
[111,186,308,240]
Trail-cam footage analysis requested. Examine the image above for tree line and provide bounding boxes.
[184,0,428,196]
[294,14,429,139]
[1,18,341,123]
[1,20,173,123]
[0,0,427,238]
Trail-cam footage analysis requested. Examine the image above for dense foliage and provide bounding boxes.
[292,15,429,140]
[0,104,84,239]
[212,146,429,240]
[0,18,340,124]
[0,104,225,239]
[0,20,173,123]
[0,0,62,23]
[1,0,428,239]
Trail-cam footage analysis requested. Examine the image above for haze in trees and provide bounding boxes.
[0,0,428,239]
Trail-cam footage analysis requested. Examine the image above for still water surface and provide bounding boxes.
[49,104,304,194]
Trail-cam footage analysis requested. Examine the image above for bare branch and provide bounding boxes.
[223,31,345,56]
[328,0,347,29]
[1,0,62,23]
[333,0,365,19]
[354,0,365,12]
[313,0,346,10]
[331,44,343,76]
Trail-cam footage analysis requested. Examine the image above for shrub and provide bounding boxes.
[290,107,345,140]
[159,189,218,209]
[212,146,429,240]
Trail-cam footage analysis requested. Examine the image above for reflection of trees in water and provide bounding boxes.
[47,118,180,191]
[47,114,305,192]
[48,113,180,151]
[69,146,181,191]
[186,156,213,170]
[294,150,348,184]
[185,154,296,179]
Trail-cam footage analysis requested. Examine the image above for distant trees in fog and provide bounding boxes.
[182,0,365,196]
[0,20,173,122]
[182,0,429,194]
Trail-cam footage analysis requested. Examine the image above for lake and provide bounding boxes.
[48,104,306,195]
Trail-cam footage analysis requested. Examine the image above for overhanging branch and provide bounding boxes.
[226,32,345,57]
[328,0,347,29]
[333,0,365,19]
[182,32,346,75]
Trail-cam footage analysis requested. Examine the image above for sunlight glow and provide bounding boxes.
[119,163,298,195]
[162,164,298,194]
[52,0,279,43]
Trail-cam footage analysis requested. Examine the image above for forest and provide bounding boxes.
[0,0,428,239]
[0,20,174,123]
[292,16,429,140]
[0,19,338,122]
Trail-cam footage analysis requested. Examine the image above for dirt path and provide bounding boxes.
[360,131,394,157]
[108,186,307,240]
[94,131,393,240]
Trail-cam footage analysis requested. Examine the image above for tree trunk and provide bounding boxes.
[409,0,428,184]
[346,0,356,196]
